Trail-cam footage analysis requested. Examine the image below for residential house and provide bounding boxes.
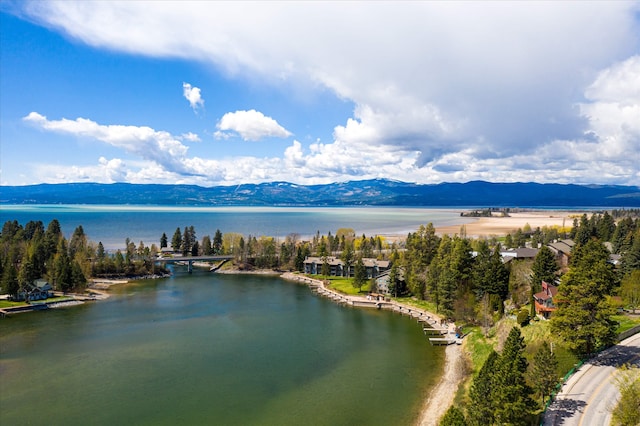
[375,268,405,295]
[16,280,54,302]
[548,239,575,268]
[533,280,558,319]
[500,247,539,263]
[303,257,390,278]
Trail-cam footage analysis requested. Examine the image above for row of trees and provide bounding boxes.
[159,226,393,274]
[442,327,557,425]
[399,224,512,322]
[1,220,169,298]
[1,220,88,296]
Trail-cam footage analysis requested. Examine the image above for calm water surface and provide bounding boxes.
[0,271,444,425]
[0,205,472,249]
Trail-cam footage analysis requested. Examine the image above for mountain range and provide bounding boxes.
[1,180,639,207]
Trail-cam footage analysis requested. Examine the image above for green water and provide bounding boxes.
[0,271,443,425]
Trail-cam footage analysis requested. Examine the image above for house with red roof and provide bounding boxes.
[533,280,559,319]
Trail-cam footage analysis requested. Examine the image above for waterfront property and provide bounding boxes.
[303,256,390,278]
[15,279,53,302]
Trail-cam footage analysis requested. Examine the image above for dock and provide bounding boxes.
[428,337,461,345]
[281,272,465,346]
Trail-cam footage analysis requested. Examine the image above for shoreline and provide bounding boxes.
[280,272,462,425]
[435,210,578,237]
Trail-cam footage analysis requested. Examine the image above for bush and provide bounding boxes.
[517,309,530,327]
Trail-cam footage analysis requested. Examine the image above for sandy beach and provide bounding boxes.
[436,211,578,237]
[418,343,465,425]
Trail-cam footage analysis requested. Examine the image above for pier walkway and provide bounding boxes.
[281,272,461,345]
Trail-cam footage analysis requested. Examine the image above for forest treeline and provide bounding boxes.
[0,219,172,297]
[2,212,640,424]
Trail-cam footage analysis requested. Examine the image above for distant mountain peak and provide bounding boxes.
[1,180,639,207]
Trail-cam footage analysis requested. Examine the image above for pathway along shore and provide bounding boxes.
[280,272,464,425]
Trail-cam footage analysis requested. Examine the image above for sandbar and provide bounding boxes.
[436,211,578,238]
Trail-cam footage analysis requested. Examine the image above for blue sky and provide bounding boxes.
[1,2,639,187]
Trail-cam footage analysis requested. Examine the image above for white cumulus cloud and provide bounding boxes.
[215,109,292,141]
[12,2,640,185]
[24,112,192,175]
[182,82,204,111]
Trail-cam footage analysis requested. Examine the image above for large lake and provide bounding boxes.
[0,205,472,249]
[0,206,460,424]
[0,270,444,425]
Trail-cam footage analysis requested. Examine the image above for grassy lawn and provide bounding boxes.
[0,296,74,309]
[324,276,372,295]
[0,299,27,308]
[464,326,495,375]
[391,297,439,316]
[613,314,640,334]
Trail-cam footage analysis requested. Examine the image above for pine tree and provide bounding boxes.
[493,327,536,425]
[213,229,223,254]
[467,350,499,425]
[552,239,618,356]
[439,406,466,426]
[171,227,182,252]
[529,342,559,405]
[2,258,19,299]
[531,245,557,291]
[353,256,367,292]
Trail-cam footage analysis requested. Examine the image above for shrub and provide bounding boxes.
[517,309,530,327]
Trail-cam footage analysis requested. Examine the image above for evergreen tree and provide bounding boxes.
[612,217,634,253]
[353,256,367,291]
[388,262,401,297]
[53,241,73,292]
[552,240,618,356]
[597,211,616,241]
[295,243,310,272]
[182,226,193,256]
[69,225,87,258]
[171,227,182,252]
[574,214,592,246]
[341,242,355,277]
[426,235,452,309]
[439,406,466,426]
[620,228,640,277]
[71,260,87,290]
[160,232,168,249]
[531,245,558,291]
[405,224,439,299]
[529,343,559,405]
[493,327,536,425]
[97,242,106,260]
[202,235,213,255]
[1,257,19,299]
[191,240,200,257]
[213,229,223,254]
[467,350,499,425]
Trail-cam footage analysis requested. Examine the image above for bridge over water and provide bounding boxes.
[155,255,234,273]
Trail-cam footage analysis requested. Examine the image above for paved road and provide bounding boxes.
[544,333,640,425]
